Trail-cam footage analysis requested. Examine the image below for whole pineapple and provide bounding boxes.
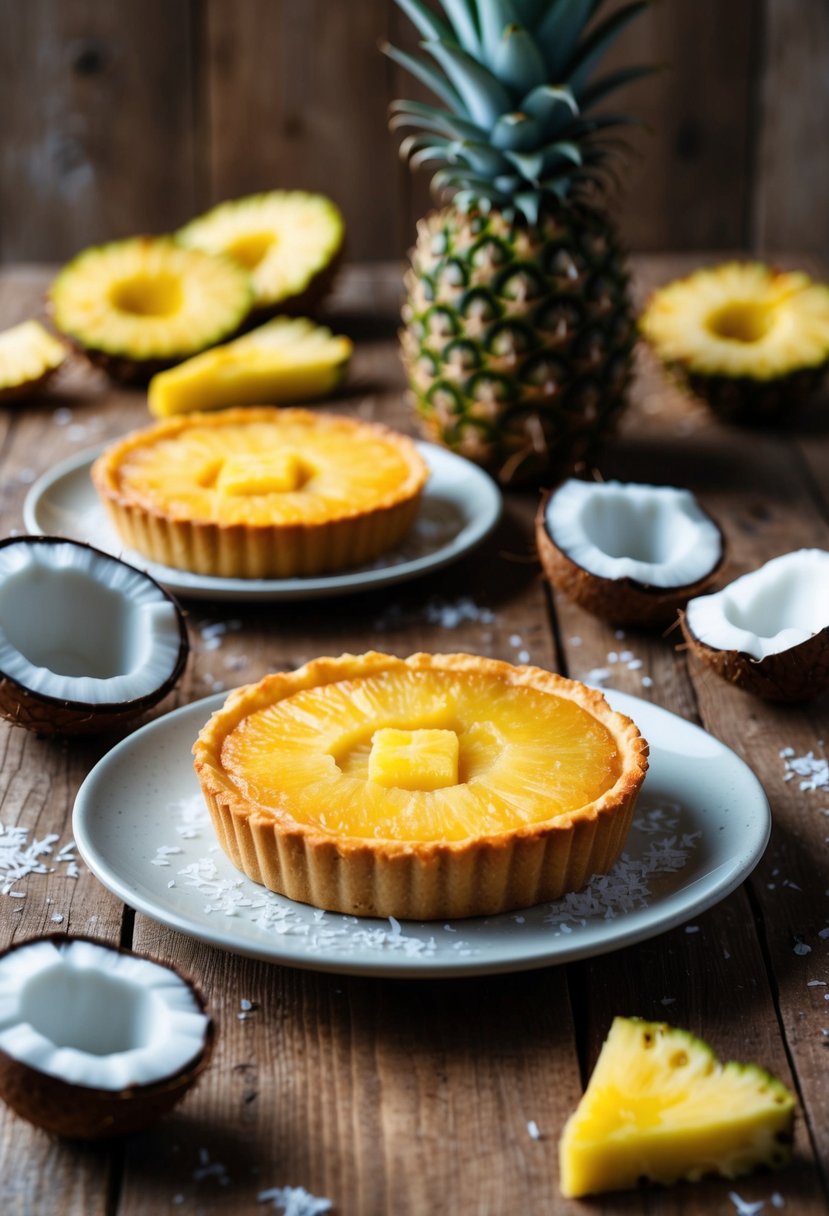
[385,0,651,486]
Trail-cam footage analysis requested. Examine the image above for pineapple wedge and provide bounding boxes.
[147,317,352,417]
[0,320,66,401]
[559,1017,795,1198]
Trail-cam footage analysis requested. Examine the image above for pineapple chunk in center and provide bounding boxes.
[215,450,312,495]
[368,727,460,791]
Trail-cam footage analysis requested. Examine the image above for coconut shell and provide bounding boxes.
[0,536,189,735]
[680,614,829,703]
[0,935,215,1140]
[535,495,725,629]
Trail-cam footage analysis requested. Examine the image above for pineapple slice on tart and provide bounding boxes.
[640,262,829,424]
[148,316,352,417]
[49,237,253,384]
[90,407,429,579]
[559,1017,796,1199]
[192,652,649,921]
[384,0,653,486]
[0,320,66,402]
[176,191,345,319]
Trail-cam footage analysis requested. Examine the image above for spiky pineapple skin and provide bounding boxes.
[401,203,635,487]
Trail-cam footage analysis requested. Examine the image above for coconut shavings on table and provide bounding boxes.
[0,822,79,897]
[257,1185,333,1215]
[779,746,828,792]
[152,793,700,964]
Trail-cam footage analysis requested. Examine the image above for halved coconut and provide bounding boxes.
[681,548,829,702]
[0,536,189,735]
[536,479,725,628]
[0,935,214,1139]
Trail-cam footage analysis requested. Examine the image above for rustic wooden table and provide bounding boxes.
[0,259,827,1216]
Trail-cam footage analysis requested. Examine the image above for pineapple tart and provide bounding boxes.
[193,651,649,920]
[91,407,428,579]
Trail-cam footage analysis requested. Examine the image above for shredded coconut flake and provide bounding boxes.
[257,1185,333,1215]
[729,1193,766,1216]
[779,747,829,792]
[373,595,496,632]
[0,823,79,896]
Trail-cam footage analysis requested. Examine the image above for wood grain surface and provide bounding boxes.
[0,259,827,1214]
[1,0,828,263]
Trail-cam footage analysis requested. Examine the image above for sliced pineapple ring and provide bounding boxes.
[147,317,352,416]
[559,1017,795,1198]
[177,191,344,314]
[641,262,829,422]
[193,652,649,918]
[0,320,66,401]
[49,237,253,381]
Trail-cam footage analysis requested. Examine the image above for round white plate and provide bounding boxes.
[23,442,501,602]
[73,689,771,979]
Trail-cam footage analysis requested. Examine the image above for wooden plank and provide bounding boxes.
[600,0,757,252]
[0,0,197,261]
[753,0,829,254]
[202,0,404,262]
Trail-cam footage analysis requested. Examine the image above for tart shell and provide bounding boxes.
[193,652,649,920]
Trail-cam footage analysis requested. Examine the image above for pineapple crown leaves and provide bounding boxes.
[384,0,654,223]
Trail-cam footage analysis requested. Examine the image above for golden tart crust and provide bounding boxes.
[193,652,649,920]
[91,407,429,578]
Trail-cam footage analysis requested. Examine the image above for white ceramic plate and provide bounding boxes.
[23,442,501,602]
[73,689,771,979]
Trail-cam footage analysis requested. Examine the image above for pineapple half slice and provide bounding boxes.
[0,320,66,402]
[559,1017,796,1198]
[641,262,829,424]
[147,317,352,417]
[176,191,344,317]
[49,237,253,384]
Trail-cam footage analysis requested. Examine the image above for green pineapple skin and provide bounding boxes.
[401,203,635,487]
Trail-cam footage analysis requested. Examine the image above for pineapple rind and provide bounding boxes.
[402,205,634,484]
[559,1017,795,1198]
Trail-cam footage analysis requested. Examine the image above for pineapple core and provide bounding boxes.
[216,451,310,495]
[368,728,459,791]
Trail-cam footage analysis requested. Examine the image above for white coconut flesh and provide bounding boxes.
[0,540,183,704]
[544,479,723,587]
[0,939,209,1091]
[684,548,829,660]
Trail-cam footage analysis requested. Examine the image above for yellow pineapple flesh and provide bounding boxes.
[559,1017,796,1198]
[218,666,623,842]
[147,317,352,417]
[0,321,66,401]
